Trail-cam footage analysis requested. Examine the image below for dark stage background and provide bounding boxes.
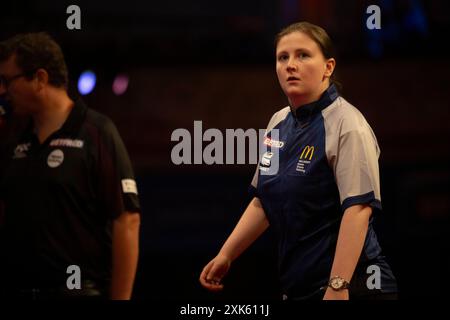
[1,0,449,301]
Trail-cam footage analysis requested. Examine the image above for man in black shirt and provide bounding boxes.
[0,33,141,299]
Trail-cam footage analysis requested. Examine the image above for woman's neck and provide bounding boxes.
[289,81,330,110]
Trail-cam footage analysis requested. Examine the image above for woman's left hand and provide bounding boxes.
[322,287,349,300]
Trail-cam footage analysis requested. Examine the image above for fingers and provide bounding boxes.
[199,259,225,292]
[201,278,224,292]
[199,261,212,286]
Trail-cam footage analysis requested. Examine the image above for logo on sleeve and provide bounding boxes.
[121,179,138,195]
[47,149,64,168]
[296,145,315,173]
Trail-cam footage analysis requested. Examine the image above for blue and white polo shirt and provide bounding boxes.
[250,84,397,298]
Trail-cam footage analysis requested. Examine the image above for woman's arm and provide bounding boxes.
[199,197,269,291]
[218,197,269,262]
[323,204,372,300]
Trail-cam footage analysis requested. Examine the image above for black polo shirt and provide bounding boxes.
[0,99,140,288]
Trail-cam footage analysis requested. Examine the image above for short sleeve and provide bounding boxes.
[333,125,382,213]
[96,119,141,219]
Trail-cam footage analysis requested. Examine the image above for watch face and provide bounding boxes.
[331,277,344,289]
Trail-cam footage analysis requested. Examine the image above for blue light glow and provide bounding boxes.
[78,70,96,95]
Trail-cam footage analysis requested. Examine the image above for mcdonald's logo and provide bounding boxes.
[300,145,315,160]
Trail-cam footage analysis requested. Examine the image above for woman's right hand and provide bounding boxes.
[199,254,231,292]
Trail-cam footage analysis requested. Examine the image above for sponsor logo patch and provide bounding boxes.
[296,145,315,173]
[50,139,84,148]
[48,149,64,168]
[121,179,138,195]
[263,137,284,148]
[13,143,31,159]
[261,151,273,166]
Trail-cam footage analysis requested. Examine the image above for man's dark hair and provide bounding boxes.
[0,32,68,88]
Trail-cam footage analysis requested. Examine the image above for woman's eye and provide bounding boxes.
[278,55,288,61]
[299,53,309,59]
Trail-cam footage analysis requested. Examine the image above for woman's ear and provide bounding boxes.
[324,58,336,78]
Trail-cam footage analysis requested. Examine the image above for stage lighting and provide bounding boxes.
[78,70,96,95]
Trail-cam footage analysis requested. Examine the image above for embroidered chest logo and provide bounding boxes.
[263,137,285,148]
[47,149,65,168]
[49,139,84,148]
[13,143,31,159]
[296,145,315,173]
[259,151,274,172]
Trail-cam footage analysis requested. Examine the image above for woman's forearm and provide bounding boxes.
[218,197,269,262]
[329,204,372,284]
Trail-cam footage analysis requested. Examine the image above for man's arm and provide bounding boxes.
[110,211,140,300]
[323,204,372,300]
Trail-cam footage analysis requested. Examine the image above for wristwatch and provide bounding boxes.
[328,276,350,291]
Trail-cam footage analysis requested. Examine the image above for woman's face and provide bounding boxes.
[276,31,335,108]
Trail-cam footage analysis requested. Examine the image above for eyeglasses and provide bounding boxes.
[0,72,29,88]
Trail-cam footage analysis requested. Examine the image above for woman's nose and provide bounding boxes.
[286,59,297,71]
